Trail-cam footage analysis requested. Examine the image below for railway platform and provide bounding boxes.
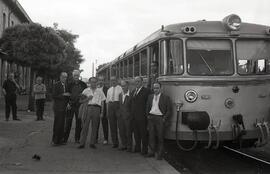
[0,95,179,174]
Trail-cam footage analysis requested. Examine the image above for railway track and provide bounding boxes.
[223,146,270,166]
[164,140,270,174]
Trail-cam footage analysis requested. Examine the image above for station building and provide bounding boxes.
[0,0,32,97]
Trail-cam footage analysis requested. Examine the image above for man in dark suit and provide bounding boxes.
[52,72,70,145]
[96,76,109,144]
[118,80,133,152]
[131,76,151,156]
[146,82,172,160]
[64,70,87,144]
[2,73,21,121]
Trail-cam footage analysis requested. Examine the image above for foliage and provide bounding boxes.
[0,23,84,78]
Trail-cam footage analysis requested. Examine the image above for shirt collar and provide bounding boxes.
[123,90,130,96]
[154,93,161,98]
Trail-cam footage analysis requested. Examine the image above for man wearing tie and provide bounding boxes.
[146,82,171,160]
[131,76,151,156]
[52,72,70,146]
[118,80,132,151]
[106,76,122,148]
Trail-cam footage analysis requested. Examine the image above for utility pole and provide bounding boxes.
[92,62,94,77]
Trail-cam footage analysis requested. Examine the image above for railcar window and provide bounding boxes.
[186,40,233,76]
[120,61,123,78]
[116,64,119,78]
[160,39,183,75]
[141,50,147,76]
[128,57,133,77]
[111,65,117,77]
[236,40,270,75]
[134,54,140,76]
[124,60,128,78]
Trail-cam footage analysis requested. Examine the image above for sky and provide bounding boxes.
[18,0,270,78]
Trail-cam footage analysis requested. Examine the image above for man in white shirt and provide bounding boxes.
[146,82,171,160]
[78,77,106,149]
[106,76,123,148]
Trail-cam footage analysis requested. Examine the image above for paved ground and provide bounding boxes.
[0,95,179,174]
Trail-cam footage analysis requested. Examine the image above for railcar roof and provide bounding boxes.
[97,20,270,73]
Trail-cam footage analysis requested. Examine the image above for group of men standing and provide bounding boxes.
[51,69,171,160]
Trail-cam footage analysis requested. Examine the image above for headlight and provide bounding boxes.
[185,90,198,103]
[223,14,241,31]
[225,98,234,109]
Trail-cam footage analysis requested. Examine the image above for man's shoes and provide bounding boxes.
[89,144,97,149]
[127,148,132,153]
[75,140,80,144]
[145,153,155,158]
[60,141,67,145]
[141,152,147,157]
[119,147,127,151]
[103,140,108,145]
[77,145,85,149]
[156,156,163,160]
[51,142,60,146]
[5,118,9,121]
[133,149,141,153]
[13,118,21,121]
[112,144,118,148]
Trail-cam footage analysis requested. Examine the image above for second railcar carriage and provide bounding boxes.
[97,14,270,150]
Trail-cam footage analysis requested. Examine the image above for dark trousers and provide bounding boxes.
[148,115,164,157]
[35,99,45,120]
[118,116,133,150]
[64,104,82,142]
[5,94,17,120]
[52,109,66,144]
[133,119,148,154]
[96,113,109,141]
[108,102,119,145]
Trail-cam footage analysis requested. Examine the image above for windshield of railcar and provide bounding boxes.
[186,40,233,76]
[236,40,270,75]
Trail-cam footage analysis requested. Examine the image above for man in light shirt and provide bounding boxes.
[106,76,122,148]
[96,76,109,145]
[146,82,171,160]
[33,76,46,121]
[78,77,106,149]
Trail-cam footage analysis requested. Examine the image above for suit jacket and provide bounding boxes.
[118,92,132,120]
[52,81,69,111]
[146,93,172,121]
[131,86,151,120]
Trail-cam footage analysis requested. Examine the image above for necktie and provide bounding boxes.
[133,88,137,97]
[112,87,115,102]
[62,83,65,93]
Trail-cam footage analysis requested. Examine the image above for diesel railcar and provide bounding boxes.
[97,14,270,150]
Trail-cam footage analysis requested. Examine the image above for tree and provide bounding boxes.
[0,23,84,110]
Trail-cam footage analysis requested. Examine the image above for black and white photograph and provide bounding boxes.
[0,0,270,173]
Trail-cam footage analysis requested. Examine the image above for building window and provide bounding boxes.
[11,21,14,26]
[140,50,147,76]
